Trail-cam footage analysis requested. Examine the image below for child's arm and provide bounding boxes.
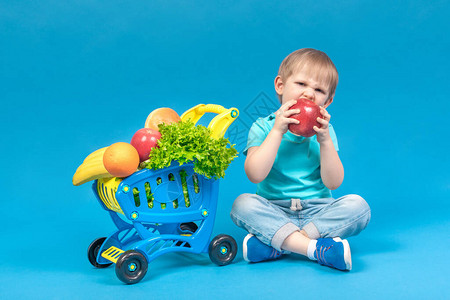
[245,100,300,183]
[314,107,345,190]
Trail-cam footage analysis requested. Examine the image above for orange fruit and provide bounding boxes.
[103,142,140,177]
[144,107,181,131]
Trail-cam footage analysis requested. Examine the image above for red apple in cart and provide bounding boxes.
[288,98,322,137]
[130,128,162,162]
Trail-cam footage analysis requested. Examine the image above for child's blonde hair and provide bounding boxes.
[278,48,339,101]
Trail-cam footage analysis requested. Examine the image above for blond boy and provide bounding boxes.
[230,48,370,270]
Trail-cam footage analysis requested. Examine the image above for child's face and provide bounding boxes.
[275,69,333,108]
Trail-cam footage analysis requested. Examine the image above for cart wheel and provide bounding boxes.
[176,222,198,247]
[208,234,237,266]
[115,250,148,284]
[88,237,113,268]
[180,222,198,233]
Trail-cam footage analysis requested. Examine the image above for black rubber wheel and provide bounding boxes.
[115,250,148,284]
[208,234,238,266]
[88,237,113,268]
[179,222,198,233]
[175,222,198,247]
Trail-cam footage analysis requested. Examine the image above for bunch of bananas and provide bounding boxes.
[72,147,112,186]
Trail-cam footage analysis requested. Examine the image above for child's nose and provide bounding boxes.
[302,88,315,100]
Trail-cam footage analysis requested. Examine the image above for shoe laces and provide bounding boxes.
[316,244,334,267]
[270,248,282,259]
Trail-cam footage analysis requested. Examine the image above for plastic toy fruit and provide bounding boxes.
[103,142,140,177]
[72,147,112,186]
[144,107,181,131]
[288,98,322,137]
[130,128,162,162]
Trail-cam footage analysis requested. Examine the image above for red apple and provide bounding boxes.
[288,99,322,137]
[130,128,161,162]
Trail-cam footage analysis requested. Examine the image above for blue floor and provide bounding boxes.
[1,197,448,300]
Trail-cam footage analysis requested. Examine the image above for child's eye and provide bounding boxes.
[297,82,305,86]
[316,88,325,94]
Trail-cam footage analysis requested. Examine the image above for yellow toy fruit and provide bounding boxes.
[103,142,140,177]
[72,147,112,186]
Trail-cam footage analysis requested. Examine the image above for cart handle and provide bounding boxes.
[180,104,239,139]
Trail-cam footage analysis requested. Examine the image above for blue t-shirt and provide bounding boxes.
[244,113,339,200]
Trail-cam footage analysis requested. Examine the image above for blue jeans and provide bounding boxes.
[230,194,371,251]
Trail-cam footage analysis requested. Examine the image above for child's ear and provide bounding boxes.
[324,96,334,108]
[274,75,284,95]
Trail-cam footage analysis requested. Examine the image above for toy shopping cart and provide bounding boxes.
[87,104,239,284]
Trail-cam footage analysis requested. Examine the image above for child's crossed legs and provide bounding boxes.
[230,193,371,270]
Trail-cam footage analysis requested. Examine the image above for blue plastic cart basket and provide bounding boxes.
[86,104,239,284]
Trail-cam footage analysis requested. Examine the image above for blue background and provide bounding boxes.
[1,1,449,299]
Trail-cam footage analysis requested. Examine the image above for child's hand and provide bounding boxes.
[314,107,332,144]
[273,100,300,135]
